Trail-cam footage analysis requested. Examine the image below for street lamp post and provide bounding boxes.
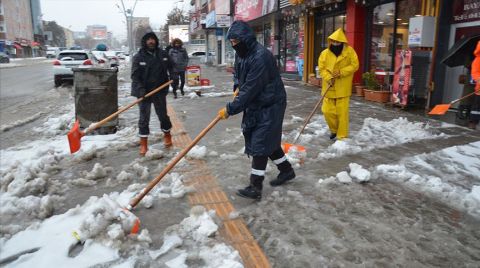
[119,0,139,55]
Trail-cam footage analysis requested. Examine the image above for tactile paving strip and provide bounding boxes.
[167,105,271,268]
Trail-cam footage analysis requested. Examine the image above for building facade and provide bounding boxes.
[1,0,35,57]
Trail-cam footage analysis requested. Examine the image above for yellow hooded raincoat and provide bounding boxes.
[318,28,359,139]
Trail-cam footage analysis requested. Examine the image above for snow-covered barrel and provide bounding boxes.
[72,67,118,134]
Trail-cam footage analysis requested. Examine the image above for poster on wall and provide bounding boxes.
[392,49,412,106]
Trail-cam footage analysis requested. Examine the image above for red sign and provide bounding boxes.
[234,0,263,21]
[452,0,480,23]
[392,50,412,106]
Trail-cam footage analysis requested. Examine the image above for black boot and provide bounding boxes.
[237,185,262,200]
[270,169,296,186]
[237,174,263,200]
[329,133,337,140]
[180,89,185,96]
[173,92,177,99]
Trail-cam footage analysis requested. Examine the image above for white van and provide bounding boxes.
[46,47,60,58]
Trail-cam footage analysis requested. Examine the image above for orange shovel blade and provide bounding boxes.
[428,104,451,115]
[282,143,306,154]
[67,120,84,154]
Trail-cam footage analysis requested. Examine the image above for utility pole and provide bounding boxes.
[118,0,139,55]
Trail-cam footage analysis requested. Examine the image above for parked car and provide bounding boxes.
[46,47,60,58]
[53,50,96,87]
[104,51,119,67]
[0,52,10,63]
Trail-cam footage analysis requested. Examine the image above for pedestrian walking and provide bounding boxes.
[470,40,480,129]
[218,21,295,200]
[169,38,189,98]
[317,28,359,140]
[131,32,174,156]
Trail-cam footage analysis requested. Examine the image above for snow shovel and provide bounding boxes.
[428,90,479,115]
[282,79,335,154]
[67,80,173,154]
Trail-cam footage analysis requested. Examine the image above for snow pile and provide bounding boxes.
[349,163,371,182]
[0,150,66,236]
[33,107,74,136]
[285,115,329,144]
[374,141,480,218]
[150,173,194,199]
[1,112,44,132]
[318,117,444,159]
[186,145,207,159]
[336,171,352,183]
[0,192,144,267]
[150,206,243,268]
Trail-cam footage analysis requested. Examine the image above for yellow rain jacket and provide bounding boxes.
[318,29,359,98]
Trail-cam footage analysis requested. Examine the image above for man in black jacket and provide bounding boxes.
[218,21,296,200]
[169,38,189,98]
[131,32,173,156]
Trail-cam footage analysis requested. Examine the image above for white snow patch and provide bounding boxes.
[336,171,352,183]
[349,163,371,182]
[318,117,444,159]
[186,145,207,159]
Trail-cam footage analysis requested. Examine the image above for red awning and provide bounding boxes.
[13,43,22,49]
[32,41,40,46]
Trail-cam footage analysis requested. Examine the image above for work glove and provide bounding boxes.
[332,70,341,79]
[218,107,229,120]
[232,88,239,100]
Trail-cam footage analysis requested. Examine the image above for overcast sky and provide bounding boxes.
[40,0,190,40]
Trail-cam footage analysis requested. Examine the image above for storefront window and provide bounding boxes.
[369,2,396,74]
[264,23,273,52]
[313,14,346,74]
[396,0,422,50]
[280,19,299,73]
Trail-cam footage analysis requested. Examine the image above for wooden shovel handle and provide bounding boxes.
[450,90,479,105]
[128,115,222,209]
[84,80,173,135]
[292,79,334,144]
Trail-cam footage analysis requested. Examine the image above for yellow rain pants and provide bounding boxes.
[321,96,350,139]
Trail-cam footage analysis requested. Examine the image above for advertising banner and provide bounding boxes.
[234,0,278,21]
[186,66,201,86]
[392,50,412,106]
[216,15,231,27]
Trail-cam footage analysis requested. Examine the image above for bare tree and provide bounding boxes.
[161,7,189,45]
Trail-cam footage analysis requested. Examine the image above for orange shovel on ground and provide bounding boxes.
[428,90,479,115]
[283,79,335,154]
[67,80,173,154]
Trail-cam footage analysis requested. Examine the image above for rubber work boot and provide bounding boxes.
[237,185,262,200]
[270,169,296,186]
[139,137,148,156]
[329,133,337,140]
[164,132,173,147]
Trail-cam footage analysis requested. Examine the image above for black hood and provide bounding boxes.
[141,32,159,50]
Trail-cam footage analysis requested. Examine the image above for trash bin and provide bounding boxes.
[72,67,118,134]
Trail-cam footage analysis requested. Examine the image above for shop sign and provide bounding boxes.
[206,11,216,28]
[235,0,263,21]
[216,15,231,27]
[452,0,480,23]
